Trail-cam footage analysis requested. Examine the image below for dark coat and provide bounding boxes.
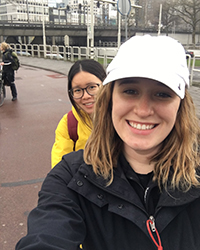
[16,150,200,250]
[2,48,15,83]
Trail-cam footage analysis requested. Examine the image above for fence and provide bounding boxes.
[10,43,118,68]
[10,43,200,85]
[190,55,200,85]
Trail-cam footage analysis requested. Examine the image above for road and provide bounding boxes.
[0,65,71,249]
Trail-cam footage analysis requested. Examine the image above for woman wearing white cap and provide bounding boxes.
[16,35,200,250]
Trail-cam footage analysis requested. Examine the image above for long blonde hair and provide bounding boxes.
[84,82,200,191]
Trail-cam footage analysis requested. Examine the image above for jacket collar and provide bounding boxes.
[67,153,200,234]
[72,106,93,129]
[77,155,200,208]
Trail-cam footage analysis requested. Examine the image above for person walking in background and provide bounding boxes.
[51,59,106,168]
[15,35,200,250]
[0,42,17,101]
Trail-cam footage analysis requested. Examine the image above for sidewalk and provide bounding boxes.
[18,55,73,76]
[18,55,200,118]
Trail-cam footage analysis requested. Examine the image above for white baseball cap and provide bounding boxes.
[103,35,189,99]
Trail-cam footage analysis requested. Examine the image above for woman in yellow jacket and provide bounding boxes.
[51,59,106,168]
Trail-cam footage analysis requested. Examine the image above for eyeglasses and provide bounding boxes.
[69,83,100,99]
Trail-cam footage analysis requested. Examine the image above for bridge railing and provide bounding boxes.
[8,43,199,84]
[190,55,200,85]
[10,43,118,67]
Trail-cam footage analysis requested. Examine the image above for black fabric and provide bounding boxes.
[10,83,17,98]
[119,154,160,215]
[2,70,15,83]
[2,49,17,98]
[15,150,200,250]
[136,171,154,189]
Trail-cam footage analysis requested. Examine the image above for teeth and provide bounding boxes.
[129,122,154,130]
[85,103,93,106]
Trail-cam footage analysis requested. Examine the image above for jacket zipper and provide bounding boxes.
[86,175,163,249]
[144,187,163,249]
[144,186,150,204]
[146,215,163,250]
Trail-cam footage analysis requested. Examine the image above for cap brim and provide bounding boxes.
[103,67,186,99]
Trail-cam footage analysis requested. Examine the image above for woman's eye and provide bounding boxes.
[89,85,96,90]
[123,89,137,95]
[156,92,171,98]
[74,89,81,93]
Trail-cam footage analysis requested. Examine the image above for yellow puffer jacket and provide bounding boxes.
[51,106,92,168]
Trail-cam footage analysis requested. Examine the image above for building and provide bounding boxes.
[0,0,49,23]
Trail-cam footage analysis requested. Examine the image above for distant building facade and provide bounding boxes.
[0,0,49,23]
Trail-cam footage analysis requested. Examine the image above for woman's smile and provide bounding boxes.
[128,121,156,130]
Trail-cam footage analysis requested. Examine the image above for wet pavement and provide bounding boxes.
[0,56,200,250]
[0,64,71,249]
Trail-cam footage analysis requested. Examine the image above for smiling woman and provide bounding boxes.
[51,59,106,168]
[16,35,200,250]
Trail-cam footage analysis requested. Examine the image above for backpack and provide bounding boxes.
[5,51,20,71]
[67,110,78,150]
[10,51,20,71]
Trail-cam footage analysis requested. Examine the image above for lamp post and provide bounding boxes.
[117,0,131,42]
[117,11,121,48]
[117,0,142,44]
[90,0,94,59]
[88,0,142,54]
[26,0,30,23]
[42,0,46,58]
[86,0,94,59]
[158,3,162,36]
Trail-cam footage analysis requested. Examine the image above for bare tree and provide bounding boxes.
[161,1,180,35]
[172,0,200,46]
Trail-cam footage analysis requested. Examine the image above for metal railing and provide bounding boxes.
[10,43,118,68]
[10,43,199,85]
[190,55,200,85]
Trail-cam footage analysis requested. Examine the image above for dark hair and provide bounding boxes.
[67,59,106,126]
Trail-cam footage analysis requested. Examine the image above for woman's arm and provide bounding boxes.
[15,160,86,249]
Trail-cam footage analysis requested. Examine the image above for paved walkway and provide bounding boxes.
[18,55,73,76]
[0,66,70,250]
[18,55,200,118]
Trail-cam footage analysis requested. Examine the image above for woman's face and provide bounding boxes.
[71,71,102,115]
[112,78,181,156]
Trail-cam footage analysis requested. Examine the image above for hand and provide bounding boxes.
[0,62,4,65]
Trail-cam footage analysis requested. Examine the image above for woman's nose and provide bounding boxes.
[133,95,154,117]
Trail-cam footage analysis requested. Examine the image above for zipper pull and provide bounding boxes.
[149,215,156,232]
[146,216,163,250]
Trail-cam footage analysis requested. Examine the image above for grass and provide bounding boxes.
[194,60,200,67]
[69,56,113,66]
[97,58,112,65]
[188,59,200,67]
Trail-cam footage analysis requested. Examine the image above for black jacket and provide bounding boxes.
[16,150,200,250]
[2,49,15,83]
